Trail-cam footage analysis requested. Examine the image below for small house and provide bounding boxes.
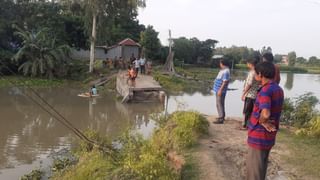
[70,38,140,61]
[106,38,140,61]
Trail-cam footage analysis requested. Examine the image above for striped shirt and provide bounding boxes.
[247,81,284,150]
[213,68,230,94]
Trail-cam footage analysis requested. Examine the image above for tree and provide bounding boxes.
[173,37,193,64]
[288,51,296,67]
[140,25,161,60]
[13,27,71,78]
[308,56,320,65]
[274,54,283,64]
[80,0,146,72]
[296,57,307,64]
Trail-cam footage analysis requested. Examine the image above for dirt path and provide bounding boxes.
[194,116,298,180]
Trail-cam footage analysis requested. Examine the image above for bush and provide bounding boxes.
[21,169,43,180]
[53,111,209,180]
[281,93,319,127]
[296,116,320,137]
[170,111,209,148]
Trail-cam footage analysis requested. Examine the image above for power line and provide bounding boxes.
[0,62,96,145]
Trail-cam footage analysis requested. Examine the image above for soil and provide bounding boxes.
[194,116,301,180]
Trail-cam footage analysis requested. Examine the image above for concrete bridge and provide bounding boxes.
[116,71,164,103]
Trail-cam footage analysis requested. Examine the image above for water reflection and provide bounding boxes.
[168,72,320,117]
[284,73,294,90]
[0,87,164,178]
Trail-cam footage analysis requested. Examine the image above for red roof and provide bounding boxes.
[118,38,140,47]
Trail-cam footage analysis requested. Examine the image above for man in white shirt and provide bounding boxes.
[139,57,146,74]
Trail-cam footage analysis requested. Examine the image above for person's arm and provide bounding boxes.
[218,80,229,96]
[258,90,276,132]
[242,85,252,101]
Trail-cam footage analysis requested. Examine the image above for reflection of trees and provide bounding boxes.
[0,87,164,169]
[285,73,294,90]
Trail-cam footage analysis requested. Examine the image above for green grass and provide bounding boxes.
[153,66,218,93]
[181,148,200,180]
[277,129,320,178]
[51,111,208,180]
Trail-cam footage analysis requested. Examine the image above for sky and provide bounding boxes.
[138,0,320,58]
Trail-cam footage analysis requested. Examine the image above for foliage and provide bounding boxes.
[169,111,209,148]
[173,37,218,65]
[0,76,65,88]
[140,25,161,60]
[52,158,74,172]
[215,46,260,65]
[78,129,112,153]
[20,169,43,180]
[54,111,208,179]
[288,51,297,67]
[296,116,320,137]
[13,27,71,78]
[281,93,319,127]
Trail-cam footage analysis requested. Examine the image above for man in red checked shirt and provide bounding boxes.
[246,61,284,180]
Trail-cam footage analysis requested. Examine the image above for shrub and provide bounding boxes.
[170,111,209,148]
[281,93,319,127]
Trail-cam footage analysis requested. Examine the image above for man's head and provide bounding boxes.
[254,61,275,82]
[246,56,259,70]
[262,52,274,63]
[219,58,230,69]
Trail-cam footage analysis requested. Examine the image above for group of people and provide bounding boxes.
[127,55,152,87]
[213,52,284,180]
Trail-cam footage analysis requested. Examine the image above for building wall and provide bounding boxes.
[106,46,122,59]
[122,46,139,61]
[71,46,139,61]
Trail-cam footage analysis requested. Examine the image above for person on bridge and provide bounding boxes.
[246,61,284,180]
[139,56,146,74]
[127,66,137,87]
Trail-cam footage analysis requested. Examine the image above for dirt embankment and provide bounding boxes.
[194,116,302,180]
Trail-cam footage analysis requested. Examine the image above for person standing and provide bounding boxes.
[241,57,260,129]
[139,56,146,74]
[262,52,281,84]
[213,59,230,124]
[246,61,284,180]
[133,58,140,77]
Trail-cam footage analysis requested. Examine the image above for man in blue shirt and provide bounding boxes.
[213,59,230,124]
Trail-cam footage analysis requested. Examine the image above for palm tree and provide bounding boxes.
[13,27,71,78]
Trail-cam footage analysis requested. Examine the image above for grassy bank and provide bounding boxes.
[49,111,209,180]
[277,129,320,179]
[0,76,67,88]
[153,66,218,93]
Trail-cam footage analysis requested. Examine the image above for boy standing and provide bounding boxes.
[246,61,284,180]
[241,57,260,129]
[213,59,230,124]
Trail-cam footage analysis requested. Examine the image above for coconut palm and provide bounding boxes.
[13,27,71,78]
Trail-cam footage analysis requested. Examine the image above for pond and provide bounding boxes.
[1,72,320,179]
[168,73,320,117]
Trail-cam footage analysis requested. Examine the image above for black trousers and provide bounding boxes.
[243,97,255,127]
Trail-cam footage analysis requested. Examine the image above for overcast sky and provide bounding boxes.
[138,0,320,58]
